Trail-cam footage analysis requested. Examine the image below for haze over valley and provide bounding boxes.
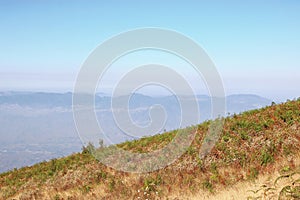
[0,91,274,173]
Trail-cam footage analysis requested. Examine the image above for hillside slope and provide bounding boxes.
[0,99,299,200]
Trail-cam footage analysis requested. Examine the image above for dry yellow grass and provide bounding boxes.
[4,156,299,200]
[8,172,298,200]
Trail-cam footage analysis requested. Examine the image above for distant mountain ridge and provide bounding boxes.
[0,92,73,108]
[0,91,272,109]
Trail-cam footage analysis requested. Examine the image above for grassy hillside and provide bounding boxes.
[0,99,299,200]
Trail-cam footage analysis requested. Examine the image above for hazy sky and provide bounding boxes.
[0,0,299,101]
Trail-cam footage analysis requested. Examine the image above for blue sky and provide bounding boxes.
[0,0,299,101]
